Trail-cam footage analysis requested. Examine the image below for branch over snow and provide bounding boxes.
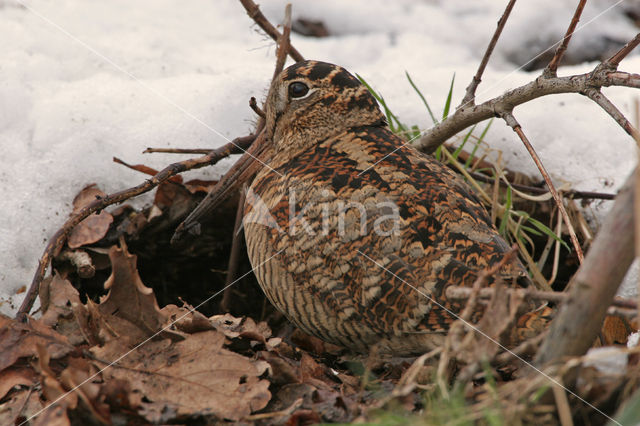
[534,168,636,366]
[414,68,640,155]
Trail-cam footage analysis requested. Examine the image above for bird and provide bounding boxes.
[174,60,534,356]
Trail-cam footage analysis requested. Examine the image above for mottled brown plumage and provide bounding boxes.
[178,60,532,355]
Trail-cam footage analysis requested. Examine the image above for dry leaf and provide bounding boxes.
[59,357,110,423]
[0,367,37,400]
[0,315,72,372]
[161,304,214,334]
[99,242,166,337]
[35,344,77,411]
[39,275,84,344]
[92,329,271,421]
[67,184,114,249]
[0,388,44,426]
[184,178,217,194]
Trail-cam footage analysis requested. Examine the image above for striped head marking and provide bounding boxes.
[265,60,386,153]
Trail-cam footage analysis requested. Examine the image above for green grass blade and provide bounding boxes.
[442,73,456,120]
[465,118,493,169]
[526,216,570,251]
[452,124,477,160]
[405,71,438,125]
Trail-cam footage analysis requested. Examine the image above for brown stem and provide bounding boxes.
[249,97,266,118]
[500,112,584,263]
[534,168,636,366]
[415,63,640,155]
[144,147,213,154]
[543,0,586,77]
[584,88,640,146]
[272,4,292,81]
[238,0,304,62]
[445,286,637,310]
[606,32,640,68]
[604,71,640,89]
[220,189,247,312]
[459,0,517,108]
[467,170,615,200]
[16,134,256,321]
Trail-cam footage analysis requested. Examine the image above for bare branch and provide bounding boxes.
[466,169,616,200]
[459,0,517,107]
[604,71,640,89]
[415,65,640,154]
[144,147,212,154]
[543,0,586,77]
[249,97,266,118]
[238,0,304,62]
[220,188,246,312]
[499,112,584,263]
[445,285,637,310]
[584,88,640,146]
[606,32,640,68]
[272,4,293,81]
[534,168,636,366]
[16,134,257,321]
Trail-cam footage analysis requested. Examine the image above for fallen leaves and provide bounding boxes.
[6,172,640,425]
[67,184,114,249]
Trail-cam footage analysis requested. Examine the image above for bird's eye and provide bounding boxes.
[288,82,309,99]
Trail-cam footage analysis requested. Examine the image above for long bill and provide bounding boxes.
[171,130,271,244]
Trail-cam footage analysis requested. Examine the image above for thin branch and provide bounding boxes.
[16,134,256,321]
[543,0,587,77]
[220,188,246,312]
[238,0,304,62]
[584,88,640,146]
[602,71,640,89]
[144,147,212,155]
[500,112,584,263]
[272,3,292,81]
[249,97,266,118]
[467,170,616,200]
[606,32,640,68]
[534,168,636,366]
[459,0,517,107]
[415,64,640,155]
[445,286,637,310]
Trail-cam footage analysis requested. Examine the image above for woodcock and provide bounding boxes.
[174,60,533,355]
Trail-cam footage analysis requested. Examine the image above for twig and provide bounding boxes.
[238,0,304,62]
[144,147,214,154]
[249,97,265,118]
[467,170,616,200]
[543,0,586,77]
[16,134,256,321]
[606,32,640,68]
[459,0,517,107]
[534,168,636,366]
[58,249,95,278]
[415,64,640,154]
[584,88,640,146]
[500,112,584,263]
[494,332,547,364]
[220,188,246,312]
[445,286,637,310]
[552,379,574,426]
[272,4,292,81]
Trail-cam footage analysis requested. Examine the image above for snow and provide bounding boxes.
[1,0,639,315]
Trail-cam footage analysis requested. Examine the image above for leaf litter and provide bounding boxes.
[2,174,639,425]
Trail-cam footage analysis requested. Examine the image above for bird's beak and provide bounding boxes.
[171,130,271,244]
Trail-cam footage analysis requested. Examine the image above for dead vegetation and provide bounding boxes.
[3,0,640,424]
